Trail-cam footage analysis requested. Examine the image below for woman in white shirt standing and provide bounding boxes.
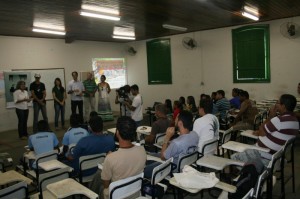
[13,81,31,139]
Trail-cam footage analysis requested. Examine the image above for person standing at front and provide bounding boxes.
[52,78,67,130]
[124,84,143,127]
[67,71,85,123]
[83,72,97,122]
[30,73,48,133]
[14,80,31,139]
[98,75,114,121]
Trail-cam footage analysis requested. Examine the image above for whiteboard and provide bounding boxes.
[13,68,65,100]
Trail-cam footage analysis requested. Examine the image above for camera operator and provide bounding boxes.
[123,84,143,127]
[115,85,132,117]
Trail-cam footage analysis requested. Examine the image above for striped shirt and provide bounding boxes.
[213,98,231,121]
[258,112,299,153]
[83,79,97,97]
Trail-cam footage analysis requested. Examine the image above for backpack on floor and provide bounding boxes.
[228,164,259,199]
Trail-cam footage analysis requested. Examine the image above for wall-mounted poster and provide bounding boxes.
[4,71,31,108]
[92,58,127,89]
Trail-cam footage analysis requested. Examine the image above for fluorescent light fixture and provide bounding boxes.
[162,24,187,31]
[32,28,66,35]
[113,26,135,37]
[112,35,135,40]
[242,12,259,21]
[81,4,119,15]
[244,5,259,15]
[80,11,120,21]
[113,30,135,37]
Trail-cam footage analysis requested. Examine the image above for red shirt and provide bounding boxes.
[173,108,180,120]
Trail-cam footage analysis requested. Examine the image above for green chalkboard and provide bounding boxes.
[146,39,172,84]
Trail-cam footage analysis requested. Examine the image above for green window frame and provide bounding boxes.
[232,25,270,83]
[146,39,172,84]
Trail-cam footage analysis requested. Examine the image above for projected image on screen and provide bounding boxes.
[92,58,127,89]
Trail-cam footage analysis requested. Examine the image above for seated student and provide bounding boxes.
[212,90,231,122]
[28,120,59,155]
[211,92,217,104]
[231,90,258,131]
[193,98,219,153]
[179,96,187,110]
[187,96,198,114]
[173,100,182,122]
[232,94,299,165]
[144,104,171,150]
[144,111,199,177]
[100,116,147,198]
[27,120,59,168]
[67,116,115,176]
[164,99,173,114]
[61,114,89,157]
[230,88,241,109]
[80,111,98,131]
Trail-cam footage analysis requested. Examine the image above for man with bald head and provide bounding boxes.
[83,72,97,122]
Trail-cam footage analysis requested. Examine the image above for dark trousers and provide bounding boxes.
[54,103,65,128]
[33,102,48,133]
[71,100,83,123]
[15,108,29,138]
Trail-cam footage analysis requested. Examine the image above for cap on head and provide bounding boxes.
[34,73,41,78]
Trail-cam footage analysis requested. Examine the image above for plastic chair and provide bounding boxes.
[25,150,58,184]
[260,110,269,124]
[253,113,262,131]
[266,148,284,199]
[78,153,106,184]
[199,138,219,158]
[241,188,254,199]
[146,158,173,199]
[218,169,270,199]
[252,169,270,199]
[109,172,144,199]
[219,111,231,130]
[0,152,13,172]
[176,150,199,173]
[153,133,166,152]
[0,181,28,199]
[218,127,233,157]
[280,137,296,199]
[39,167,71,199]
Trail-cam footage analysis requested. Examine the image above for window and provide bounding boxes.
[232,25,270,83]
[147,39,172,84]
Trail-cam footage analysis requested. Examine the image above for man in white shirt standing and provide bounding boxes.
[67,71,85,123]
[193,98,219,153]
[124,84,143,127]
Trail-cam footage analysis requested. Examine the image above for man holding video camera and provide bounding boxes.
[115,85,132,117]
[123,84,143,127]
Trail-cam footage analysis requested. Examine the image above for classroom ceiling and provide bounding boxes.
[0,0,300,43]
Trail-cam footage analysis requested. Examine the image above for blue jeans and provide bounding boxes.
[15,108,29,138]
[54,103,65,128]
[144,161,162,179]
[33,102,48,133]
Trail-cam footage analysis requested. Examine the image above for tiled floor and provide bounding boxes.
[0,115,299,198]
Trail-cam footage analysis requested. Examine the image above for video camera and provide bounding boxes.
[116,85,130,102]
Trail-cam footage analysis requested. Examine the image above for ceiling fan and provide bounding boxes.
[280,22,300,39]
[182,37,197,50]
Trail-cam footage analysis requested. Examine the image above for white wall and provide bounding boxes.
[126,17,300,109]
[1,16,300,132]
[0,37,125,132]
